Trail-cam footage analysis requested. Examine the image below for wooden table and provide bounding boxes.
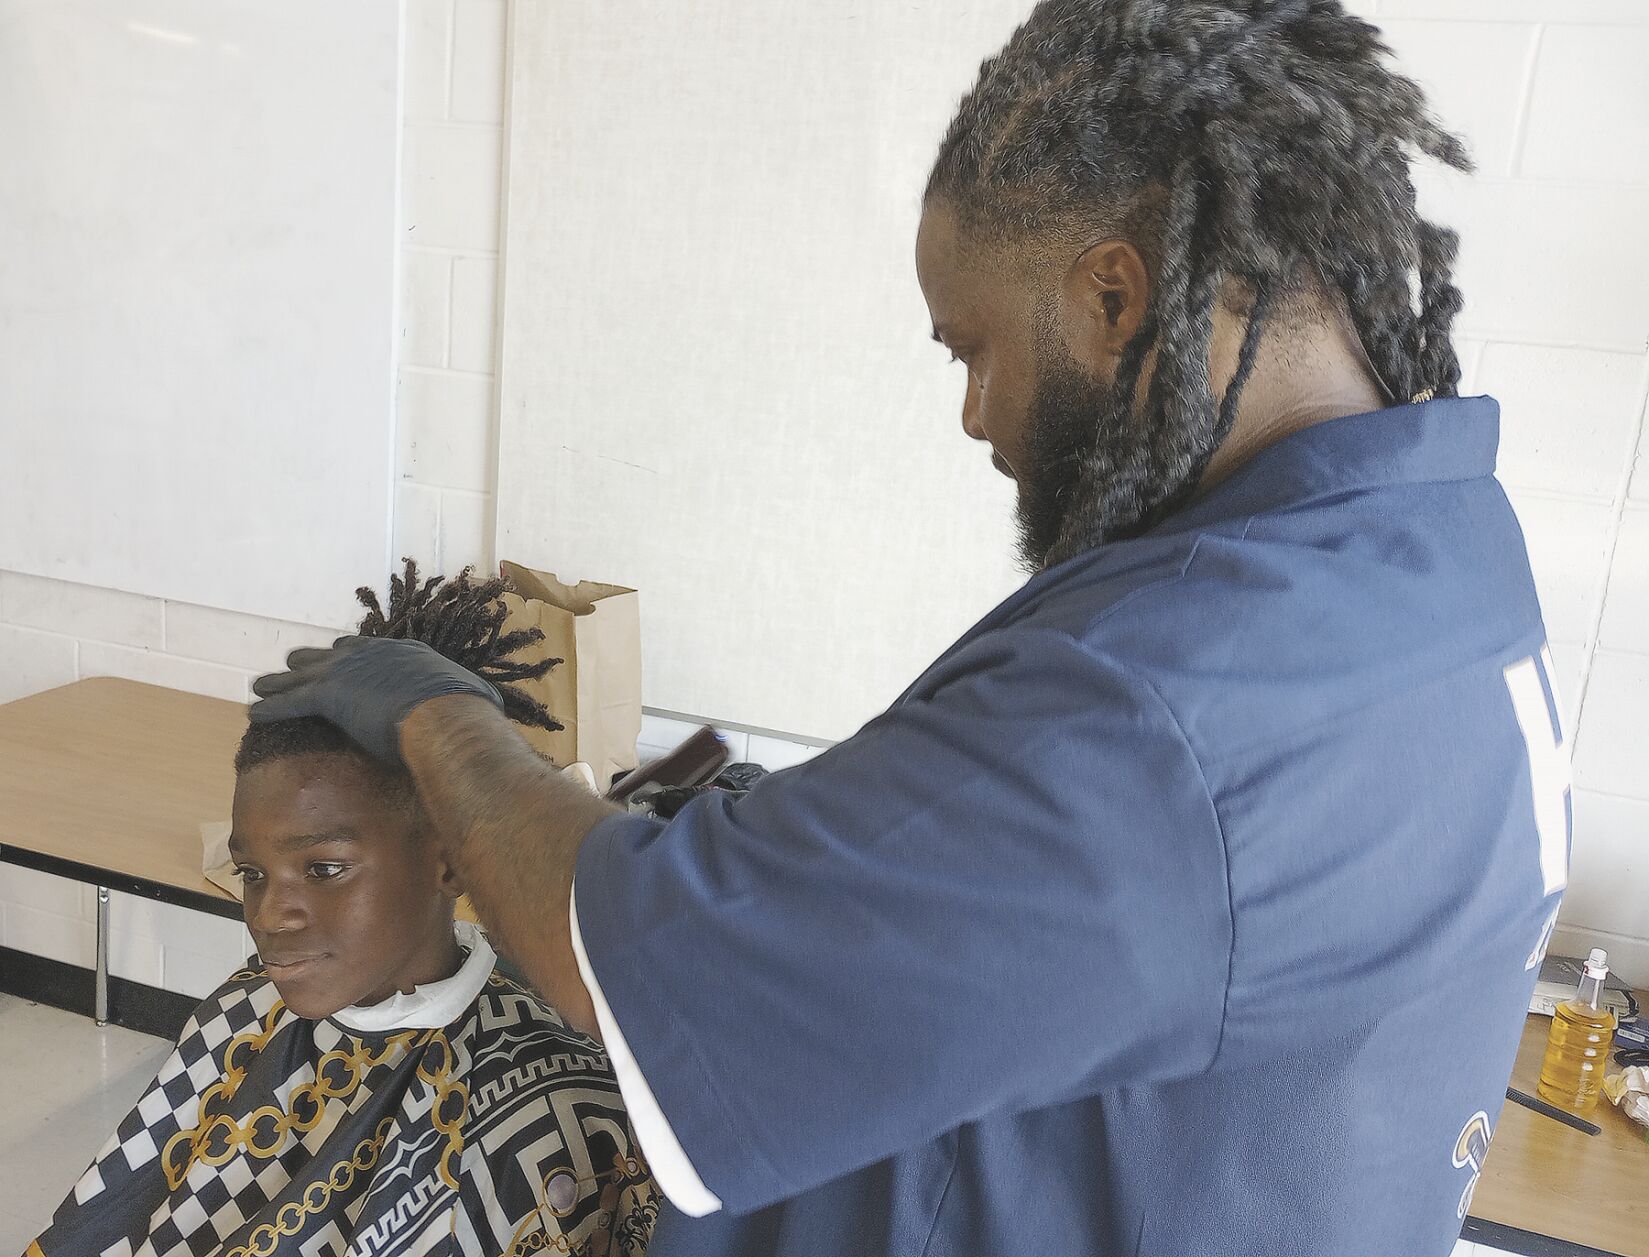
[0,677,494,1026]
[1464,1005,1649,1256]
[0,678,245,1021]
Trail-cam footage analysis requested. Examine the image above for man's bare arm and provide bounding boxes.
[399,694,618,1037]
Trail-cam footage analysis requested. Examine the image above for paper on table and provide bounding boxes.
[201,820,242,901]
[1604,1065,1649,1130]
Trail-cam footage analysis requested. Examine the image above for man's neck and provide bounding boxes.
[1197,310,1391,495]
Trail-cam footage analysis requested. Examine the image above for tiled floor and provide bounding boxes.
[0,993,171,1253]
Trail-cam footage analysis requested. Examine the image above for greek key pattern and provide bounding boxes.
[471,1054,609,1116]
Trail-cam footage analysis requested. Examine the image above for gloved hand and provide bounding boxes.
[249,636,503,765]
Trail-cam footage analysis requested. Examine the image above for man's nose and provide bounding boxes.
[961,377,988,443]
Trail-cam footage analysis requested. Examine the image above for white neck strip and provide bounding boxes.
[330,920,496,1033]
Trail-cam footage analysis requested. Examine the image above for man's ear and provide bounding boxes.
[1060,238,1151,368]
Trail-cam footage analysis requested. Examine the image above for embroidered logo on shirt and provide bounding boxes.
[1451,1110,1493,1220]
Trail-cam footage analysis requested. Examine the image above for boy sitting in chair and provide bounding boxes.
[29,564,656,1257]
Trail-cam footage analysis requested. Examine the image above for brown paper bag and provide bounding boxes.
[499,561,642,790]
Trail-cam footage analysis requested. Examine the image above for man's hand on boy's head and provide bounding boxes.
[250,636,504,766]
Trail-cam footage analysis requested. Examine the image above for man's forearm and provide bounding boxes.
[399,694,617,1037]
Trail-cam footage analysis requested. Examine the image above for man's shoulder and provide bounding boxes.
[999,490,1543,759]
[1010,526,1215,639]
[1024,464,1532,645]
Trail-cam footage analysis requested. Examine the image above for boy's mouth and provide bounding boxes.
[262,954,327,979]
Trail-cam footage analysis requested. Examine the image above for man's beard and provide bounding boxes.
[1014,348,1126,572]
[1014,338,1207,572]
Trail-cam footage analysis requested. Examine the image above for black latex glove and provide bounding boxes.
[249,636,503,765]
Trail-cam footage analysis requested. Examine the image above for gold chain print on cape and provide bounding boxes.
[29,961,656,1257]
[416,1021,469,1189]
[220,1116,397,1257]
[159,1000,442,1192]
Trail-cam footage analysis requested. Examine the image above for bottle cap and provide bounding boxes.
[1584,947,1609,979]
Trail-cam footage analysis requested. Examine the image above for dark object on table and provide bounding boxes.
[713,761,769,792]
[1531,953,1637,1021]
[1613,1018,1649,1068]
[605,728,774,818]
[605,727,728,805]
[1505,1086,1602,1136]
[631,762,771,819]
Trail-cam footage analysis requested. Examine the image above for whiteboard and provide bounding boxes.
[497,2,1030,741]
[0,0,400,629]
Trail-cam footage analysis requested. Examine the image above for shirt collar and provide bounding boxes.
[1154,394,1501,538]
[958,396,1502,645]
[329,919,496,1033]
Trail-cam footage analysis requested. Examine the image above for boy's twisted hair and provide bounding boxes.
[354,560,562,734]
[237,560,561,777]
[927,0,1471,561]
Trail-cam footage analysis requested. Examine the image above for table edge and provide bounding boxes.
[1465,1210,1635,1257]
[2,844,243,920]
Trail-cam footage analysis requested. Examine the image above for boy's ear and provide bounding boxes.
[433,849,466,900]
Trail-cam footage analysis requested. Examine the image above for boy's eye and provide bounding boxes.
[234,866,263,884]
[307,862,349,880]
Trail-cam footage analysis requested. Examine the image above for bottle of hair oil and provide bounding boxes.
[1537,948,1617,1113]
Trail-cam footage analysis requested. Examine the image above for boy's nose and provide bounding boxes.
[248,882,308,938]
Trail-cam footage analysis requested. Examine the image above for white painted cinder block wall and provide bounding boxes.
[0,0,516,999]
[1,0,1646,1000]
[1377,1,1649,987]
[0,0,825,1001]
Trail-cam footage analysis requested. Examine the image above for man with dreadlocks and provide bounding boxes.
[251,4,1565,1254]
[31,564,657,1257]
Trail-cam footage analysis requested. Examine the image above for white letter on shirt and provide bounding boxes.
[1503,648,1570,898]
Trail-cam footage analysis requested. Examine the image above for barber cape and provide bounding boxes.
[29,923,656,1257]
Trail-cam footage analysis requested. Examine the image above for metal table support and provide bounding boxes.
[94,885,110,1026]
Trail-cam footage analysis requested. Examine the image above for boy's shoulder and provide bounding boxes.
[169,960,286,1059]
[167,959,614,1088]
[460,968,615,1094]
[450,972,653,1257]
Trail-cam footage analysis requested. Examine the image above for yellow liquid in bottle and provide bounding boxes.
[1537,997,1616,1112]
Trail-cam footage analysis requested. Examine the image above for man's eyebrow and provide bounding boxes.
[930,326,948,344]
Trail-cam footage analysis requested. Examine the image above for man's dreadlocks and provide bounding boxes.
[236,560,561,782]
[926,0,1471,564]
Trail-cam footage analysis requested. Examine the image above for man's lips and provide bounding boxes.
[991,452,1015,479]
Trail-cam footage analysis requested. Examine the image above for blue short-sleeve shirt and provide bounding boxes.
[574,396,1566,1256]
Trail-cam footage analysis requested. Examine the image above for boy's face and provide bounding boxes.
[229,752,462,1020]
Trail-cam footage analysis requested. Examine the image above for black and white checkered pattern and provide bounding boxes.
[30,960,656,1256]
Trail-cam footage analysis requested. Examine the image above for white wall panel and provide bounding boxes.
[0,0,399,628]
[497,1,1030,739]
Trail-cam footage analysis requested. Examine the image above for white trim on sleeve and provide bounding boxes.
[569,884,725,1217]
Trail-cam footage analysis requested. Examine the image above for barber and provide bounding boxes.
[252,3,1566,1253]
